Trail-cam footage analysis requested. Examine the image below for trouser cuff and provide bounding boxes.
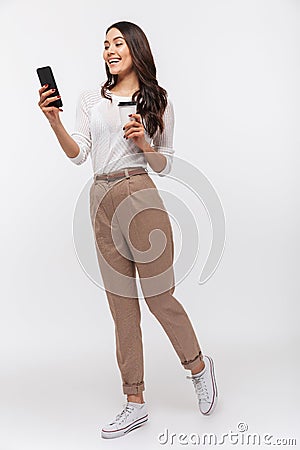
[123,380,145,395]
[181,350,203,370]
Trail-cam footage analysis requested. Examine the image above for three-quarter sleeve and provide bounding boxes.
[151,98,175,177]
[69,91,92,165]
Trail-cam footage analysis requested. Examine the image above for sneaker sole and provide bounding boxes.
[101,414,148,439]
[201,355,218,416]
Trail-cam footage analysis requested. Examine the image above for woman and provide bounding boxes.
[38,20,218,439]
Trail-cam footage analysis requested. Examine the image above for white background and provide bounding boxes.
[0,0,299,448]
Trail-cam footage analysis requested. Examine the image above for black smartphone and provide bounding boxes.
[36,65,63,108]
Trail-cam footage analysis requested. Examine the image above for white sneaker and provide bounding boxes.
[101,401,148,439]
[186,355,218,415]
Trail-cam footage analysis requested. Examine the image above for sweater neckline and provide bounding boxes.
[108,90,132,99]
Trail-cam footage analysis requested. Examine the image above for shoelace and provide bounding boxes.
[186,374,210,403]
[110,403,135,425]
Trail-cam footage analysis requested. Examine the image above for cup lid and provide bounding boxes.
[117,101,137,106]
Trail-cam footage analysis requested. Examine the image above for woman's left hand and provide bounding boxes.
[123,113,148,152]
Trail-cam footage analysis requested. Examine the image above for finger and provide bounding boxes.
[39,96,59,109]
[44,95,61,105]
[123,119,144,131]
[124,125,143,138]
[38,84,49,93]
[41,88,56,100]
[123,121,142,131]
[39,98,54,108]
[129,113,141,123]
[126,130,144,139]
[41,106,58,113]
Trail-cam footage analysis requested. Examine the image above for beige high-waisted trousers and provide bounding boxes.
[89,166,203,395]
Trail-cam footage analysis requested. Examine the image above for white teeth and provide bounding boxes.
[109,59,121,64]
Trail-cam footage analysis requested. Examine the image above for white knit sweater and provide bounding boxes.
[68,87,175,176]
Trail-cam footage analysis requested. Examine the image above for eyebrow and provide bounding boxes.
[104,36,125,44]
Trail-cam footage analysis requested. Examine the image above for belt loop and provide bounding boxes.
[125,168,130,179]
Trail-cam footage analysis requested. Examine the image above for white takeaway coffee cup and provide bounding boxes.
[118,101,137,129]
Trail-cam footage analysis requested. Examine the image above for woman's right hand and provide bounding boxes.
[38,84,63,126]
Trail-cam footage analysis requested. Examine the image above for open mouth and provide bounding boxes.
[108,58,121,65]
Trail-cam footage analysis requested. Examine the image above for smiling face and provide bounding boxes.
[103,27,134,77]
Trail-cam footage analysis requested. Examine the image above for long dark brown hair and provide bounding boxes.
[101,21,168,139]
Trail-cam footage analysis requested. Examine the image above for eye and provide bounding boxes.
[104,42,123,50]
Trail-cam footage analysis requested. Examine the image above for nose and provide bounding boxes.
[107,50,116,59]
